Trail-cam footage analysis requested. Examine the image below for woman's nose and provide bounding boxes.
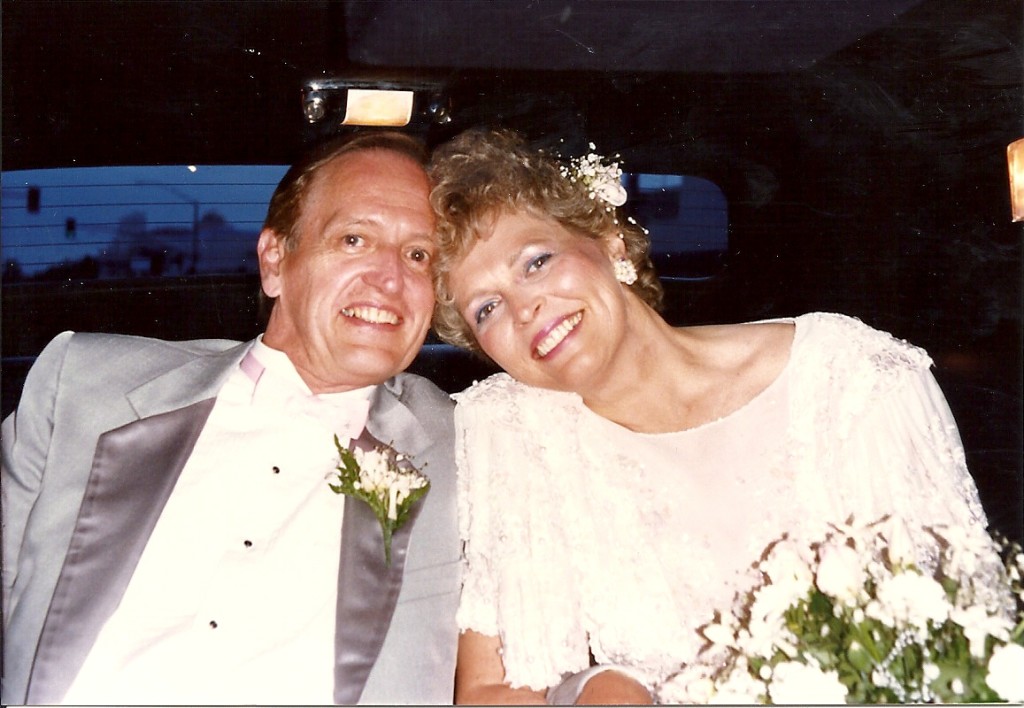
[512,291,542,325]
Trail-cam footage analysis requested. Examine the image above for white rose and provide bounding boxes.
[879,515,917,567]
[816,542,865,604]
[657,668,715,704]
[870,571,951,629]
[593,179,627,206]
[986,642,1024,702]
[710,669,767,704]
[768,661,848,704]
[763,540,815,588]
[950,605,1013,658]
[750,583,802,629]
[702,621,735,647]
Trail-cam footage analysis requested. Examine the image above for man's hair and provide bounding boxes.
[258,130,428,319]
[263,130,428,251]
[428,128,663,355]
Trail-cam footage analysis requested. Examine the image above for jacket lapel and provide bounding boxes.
[26,340,251,705]
[26,399,216,705]
[332,381,431,704]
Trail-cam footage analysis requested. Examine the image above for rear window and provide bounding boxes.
[2,166,727,282]
[625,172,728,280]
[2,165,286,281]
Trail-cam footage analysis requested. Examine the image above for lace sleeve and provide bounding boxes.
[836,363,987,534]
[453,375,592,690]
[790,314,988,559]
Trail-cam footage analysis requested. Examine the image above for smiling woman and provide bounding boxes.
[427,126,1005,706]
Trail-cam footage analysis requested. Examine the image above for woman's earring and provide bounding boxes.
[614,257,638,285]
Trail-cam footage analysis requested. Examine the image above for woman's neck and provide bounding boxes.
[578,314,795,434]
[577,304,706,433]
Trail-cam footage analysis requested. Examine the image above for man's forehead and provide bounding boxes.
[299,148,433,230]
[325,146,425,178]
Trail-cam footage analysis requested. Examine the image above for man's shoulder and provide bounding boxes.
[28,331,248,395]
[387,371,455,410]
[59,331,244,357]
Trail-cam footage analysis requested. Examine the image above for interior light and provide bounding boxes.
[1008,138,1024,222]
[342,89,414,127]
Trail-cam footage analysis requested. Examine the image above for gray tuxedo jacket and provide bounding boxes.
[1,331,460,705]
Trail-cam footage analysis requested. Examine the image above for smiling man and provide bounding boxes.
[1,132,460,705]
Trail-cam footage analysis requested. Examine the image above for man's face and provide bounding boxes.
[258,149,436,393]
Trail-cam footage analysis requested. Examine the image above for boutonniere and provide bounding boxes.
[328,435,430,565]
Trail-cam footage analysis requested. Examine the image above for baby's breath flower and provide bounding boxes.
[559,143,628,207]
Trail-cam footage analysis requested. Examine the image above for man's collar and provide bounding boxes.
[250,335,374,404]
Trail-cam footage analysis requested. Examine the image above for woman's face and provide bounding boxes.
[448,210,630,393]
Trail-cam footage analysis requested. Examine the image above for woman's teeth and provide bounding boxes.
[535,312,583,358]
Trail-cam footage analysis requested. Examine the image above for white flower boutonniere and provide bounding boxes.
[560,142,628,207]
[328,435,430,565]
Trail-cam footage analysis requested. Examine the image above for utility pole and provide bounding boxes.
[135,181,201,273]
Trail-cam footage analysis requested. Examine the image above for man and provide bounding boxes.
[1,132,460,704]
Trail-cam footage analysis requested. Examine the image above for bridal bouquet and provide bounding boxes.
[657,516,1024,704]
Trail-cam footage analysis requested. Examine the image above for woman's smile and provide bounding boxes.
[532,310,583,358]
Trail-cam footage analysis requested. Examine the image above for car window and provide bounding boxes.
[2,166,287,281]
[625,173,728,280]
[3,165,728,282]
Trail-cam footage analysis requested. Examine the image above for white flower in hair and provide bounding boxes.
[560,142,628,207]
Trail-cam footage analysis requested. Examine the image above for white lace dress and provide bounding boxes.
[453,313,988,692]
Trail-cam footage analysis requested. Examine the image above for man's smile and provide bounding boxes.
[341,306,401,325]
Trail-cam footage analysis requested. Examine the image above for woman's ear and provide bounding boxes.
[603,231,627,261]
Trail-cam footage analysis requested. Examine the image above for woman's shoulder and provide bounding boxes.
[453,371,577,408]
[792,312,933,372]
[782,313,936,415]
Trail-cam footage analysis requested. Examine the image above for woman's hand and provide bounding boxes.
[575,670,653,705]
[455,630,548,705]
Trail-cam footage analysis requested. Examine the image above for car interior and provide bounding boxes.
[2,0,1021,541]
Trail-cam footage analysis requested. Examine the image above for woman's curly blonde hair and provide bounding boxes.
[429,128,663,355]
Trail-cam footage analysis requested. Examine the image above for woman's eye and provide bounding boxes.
[526,253,552,273]
[475,300,498,324]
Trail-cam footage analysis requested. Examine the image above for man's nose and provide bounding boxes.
[363,246,403,293]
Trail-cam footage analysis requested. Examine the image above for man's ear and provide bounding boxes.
[257,228,286,298]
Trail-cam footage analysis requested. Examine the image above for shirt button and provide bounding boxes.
[244,540,253,548]
[209,620,218,629]
[272,466,280,474]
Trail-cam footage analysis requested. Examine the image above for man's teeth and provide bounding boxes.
[535,312,583,358]
[342,306,399,325]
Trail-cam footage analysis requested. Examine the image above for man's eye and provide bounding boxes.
[475,300,498,324]
[342,234,363,247]
[526,253,552,273]
[408,247,431,263]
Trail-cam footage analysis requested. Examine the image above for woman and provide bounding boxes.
[428,129,989,704]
